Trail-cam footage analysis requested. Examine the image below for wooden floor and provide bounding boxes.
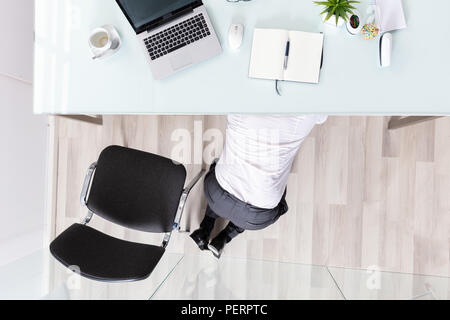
[50,116,450,277]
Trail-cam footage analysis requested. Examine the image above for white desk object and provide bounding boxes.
[34,0,450,115]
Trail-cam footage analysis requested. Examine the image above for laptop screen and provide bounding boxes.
[117,0,197,33]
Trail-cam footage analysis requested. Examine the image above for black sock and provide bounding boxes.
[199,216,215,235]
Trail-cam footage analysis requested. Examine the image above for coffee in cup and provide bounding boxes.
[89,25,121,60]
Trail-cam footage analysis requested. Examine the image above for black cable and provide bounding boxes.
[275,80,282,96]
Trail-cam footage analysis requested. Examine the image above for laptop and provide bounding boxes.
[116,0,222,80]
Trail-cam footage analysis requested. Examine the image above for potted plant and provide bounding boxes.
[314,0,360,27]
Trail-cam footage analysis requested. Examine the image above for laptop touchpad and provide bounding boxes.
[170,52,193,71]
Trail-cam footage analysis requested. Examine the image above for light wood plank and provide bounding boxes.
[50,116,450,277]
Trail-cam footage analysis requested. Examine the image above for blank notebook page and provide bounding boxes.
[249,29,288,81]
[284,31,324,84]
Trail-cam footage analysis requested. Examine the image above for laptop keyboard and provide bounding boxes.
[144,13,211,61]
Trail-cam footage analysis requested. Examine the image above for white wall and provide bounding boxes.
[0,0,34,83]
[0,75,48,266]
[0,0,48,266]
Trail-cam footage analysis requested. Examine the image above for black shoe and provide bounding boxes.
[208,231,229,259]
[190,228,211,251]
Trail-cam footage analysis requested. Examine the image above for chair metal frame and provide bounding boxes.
[79,161,205,248]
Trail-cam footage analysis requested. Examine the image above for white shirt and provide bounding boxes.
[215,115,326,209]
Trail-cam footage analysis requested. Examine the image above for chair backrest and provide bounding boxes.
[86,146,187,233]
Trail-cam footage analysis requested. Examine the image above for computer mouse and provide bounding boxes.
[228,24,244,50]
[380,33,393,67]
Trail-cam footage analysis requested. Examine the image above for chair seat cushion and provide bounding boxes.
[50,224,165,282]
[87,146,187,233]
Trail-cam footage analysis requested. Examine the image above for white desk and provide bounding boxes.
[34,0,450,115]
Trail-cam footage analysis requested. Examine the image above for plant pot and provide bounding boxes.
[322,13,346,27]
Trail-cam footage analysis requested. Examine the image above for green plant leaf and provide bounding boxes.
[314,0,360,25]
[325,10,334,21]
[331,5,337,15]
[320,7,333,15]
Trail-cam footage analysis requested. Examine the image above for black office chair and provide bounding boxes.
[50,145,204,282]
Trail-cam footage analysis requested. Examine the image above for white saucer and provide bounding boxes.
[91,25,122,60]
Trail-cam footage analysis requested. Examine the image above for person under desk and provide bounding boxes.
[190,114,328,258]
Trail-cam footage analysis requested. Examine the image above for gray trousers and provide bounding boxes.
[201,163,288,241]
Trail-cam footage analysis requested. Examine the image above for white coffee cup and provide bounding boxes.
[89,26,120,60]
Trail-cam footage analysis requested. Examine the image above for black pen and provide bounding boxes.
[283,40,290,70]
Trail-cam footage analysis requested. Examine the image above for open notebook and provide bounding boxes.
[249,28,324,84]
